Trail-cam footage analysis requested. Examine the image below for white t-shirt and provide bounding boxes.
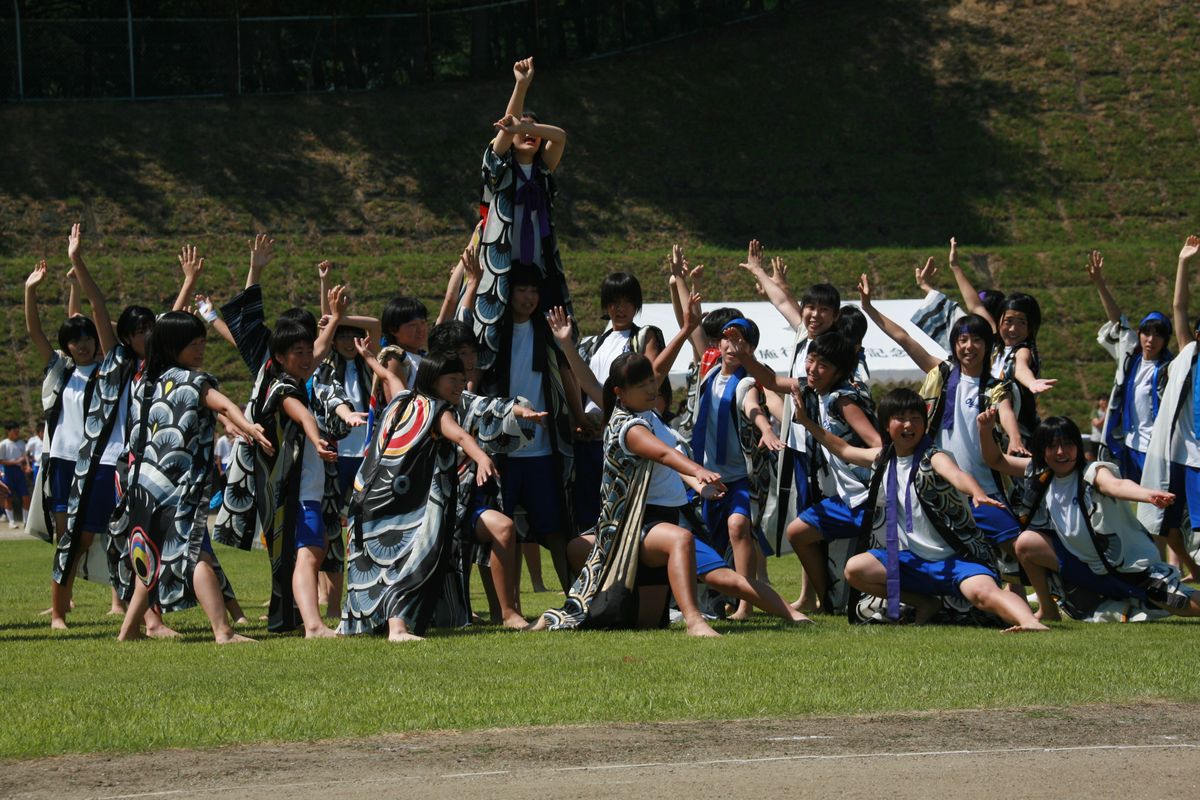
[584,329,633,415]
[991,345,1013,380]
[1172,384,1200,468]
[25,435,43,463]
[935,374,998,496]
[1044,473,1100,571]
[636,410,689,508]
[875,454,956,562]
[214,435,233,468]
[816,392,869,509]
[98,384,130,466]
[298,439,326,503]
[0,438,25,464]
[338,359,368,458]
[786,339,811,453]
[702,372,749,481]
[511,163,543,268]
[509,321,550,457]
[1124,358,1156,453]
[49,363,97,460]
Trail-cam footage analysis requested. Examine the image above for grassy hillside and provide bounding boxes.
[1,0,1199,426]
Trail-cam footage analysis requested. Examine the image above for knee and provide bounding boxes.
[1013,530,1043,561]
[843,553,875,585]
[493,517,516,546]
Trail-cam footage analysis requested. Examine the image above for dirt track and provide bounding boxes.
[4,704,1199,799]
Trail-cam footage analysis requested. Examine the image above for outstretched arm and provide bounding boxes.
[836,397,883,449]
[740,239,803,330]
[789,386,879,468]
[947,237,994,327]
[67,223,117,353]
[976,407,1029,477]
[929,451,1007,509]
[25,261,54,364]
[996,396,1028,456]
[437,412,498,486]
[745,386,784,452]
[722,326,799,394]
[202,386,275,456]
[858,273,941,373]
[1012,348,1056,395]
[1086,249,1122,325]
[281,396,336,461]
[624,424,727,494]
[1093,463,1175,507]
[1173,235,1199,352]
[318,261,332,317]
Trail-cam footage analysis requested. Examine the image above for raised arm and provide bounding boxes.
[915,256,939,295]
[194,294,238,349]
[947,238,994,328]
[24,261,54,364]
[668,245,708,360]
[355,337,406,402]
[313,285,347,366]
[493,115,568,171]
[739,239,803,330]
[546,307,602,407]
[491,58,534,156]
[1173,236,1199,352]
[172,244,204,314]
[1093,463,1175,508]
[67,223,117,352]
[1086,249,1121,325]
[722,326,798,395]
[788,386,879,468]
[976,407,1029,477]
[245,233,274,289]
[66,268,82,320]
[318,260,332,317]
[858,273,941,373]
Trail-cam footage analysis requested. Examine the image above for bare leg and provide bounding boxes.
[387,616,423,642]
[642,523,719,637]
[323,570,343,618]
[293,546,337,638]
[144,606,178,638]
[117,580,151,641]
[843,552,941,623]
[1013,530,1062,621]
[194,557,254,644]
[317,571,332,612]
[788,519,827,613]
[476,511,527,629]
[108,585,126,615]
[998,541,1033,607]
[726,514,756,620]
[522,542,548,592]
[1165,528,1200,581]
[702,567,810,623]
[960,575,1049,632]
[50,530,94,630]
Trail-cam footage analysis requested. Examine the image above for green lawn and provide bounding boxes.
[3,537,1199,760]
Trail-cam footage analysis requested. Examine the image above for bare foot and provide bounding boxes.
[788,611,814,625]
[501,613,531,630]
[789,598,817,614]
[527,616,549,632]
[1003,621,1050,633]
[387,631,425,642]
[304,626,339,639]
[1034,604,1062,622]
[106,606,125,616]
[257,614,268,621]
[216,633,257,644]
[37,606,53,616]
[233,616,249,625]
[50,617,68,631]
[146,624,179,639]
[685,618,721,638]
[911,595,943,625]
[118,628,146,642]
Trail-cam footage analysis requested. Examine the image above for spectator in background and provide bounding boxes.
[0,422,28,527]
[26,422,44,484]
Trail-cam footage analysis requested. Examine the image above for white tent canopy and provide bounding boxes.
[633,300,948,386]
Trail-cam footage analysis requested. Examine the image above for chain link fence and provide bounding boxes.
[1,0,779,101]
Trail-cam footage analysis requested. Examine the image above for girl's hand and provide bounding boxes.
[976,407,998,432]
[1147,490,1175,509]
[546,306,574,346]
[769,256,789,289]
[1007,439,1031,457]
[739,239,764,274]
[195,294,219,324]
[493,114,523,134]
[668,244,686,279]
[475,454,498,486]
[514,405,549,426]
[179,244,204,281]
[353,336,376,359]
[1086,249,1104,282]
[915,256,937,293]
[65,267,79,287]
[26,260,48,291]
[1180,235,1200,263]
[317,439,338,462]
[462,244,483,285]
[722,326,753,359]
[249,233,275,268]
[693,467,726,490]
[68,222,83,261]
[327,284,348,320]
[698,482,726,501]
[513,57,534,86]
[317,260,332,280]
[343,411,368,428]
[687,262,705,294]
[856,272,873,308]
[1028,377,1058,394]
[789,385,811,423]
[972,494,1005,510]
[948,236,961,269]
[759,429,785,452]
[248,424,275,457]
[681,291,702,332]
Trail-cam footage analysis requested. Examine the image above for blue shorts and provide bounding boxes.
[799,496,865,541]
[692,477,753,554]
[640,503,729,576]
[972,494,1020,546]
[82,465,118,532]
[336,456,363,500]
[1182,464,1200,531]
[3,464,27,498]
[868,549,997,599]
[48,457,74,514]
[1050,535,1148,601]
[1123,448,1147,484]
[572,440,604,533]
[789,448,811,515]
[501,455,563,543]
[295,500,325,550]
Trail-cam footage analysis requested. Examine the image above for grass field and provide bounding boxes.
[3,536,1200,760]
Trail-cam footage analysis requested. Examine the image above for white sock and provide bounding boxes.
[3,509,12,523]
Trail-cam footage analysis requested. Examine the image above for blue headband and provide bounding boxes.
[1139,311,1173,337]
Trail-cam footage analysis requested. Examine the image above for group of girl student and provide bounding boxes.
[789,386,1048,631]
[340,341,538,640]
[213,238,367,637]
[25,225,242,633]
[977,410,1200,621]
[1090,239,1200,580]
[856,273,1030,599]
[536,294,809,635]
[117,311,274,643]
[724,326,879,614]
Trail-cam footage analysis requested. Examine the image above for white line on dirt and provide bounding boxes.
[93,742,1200,800]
